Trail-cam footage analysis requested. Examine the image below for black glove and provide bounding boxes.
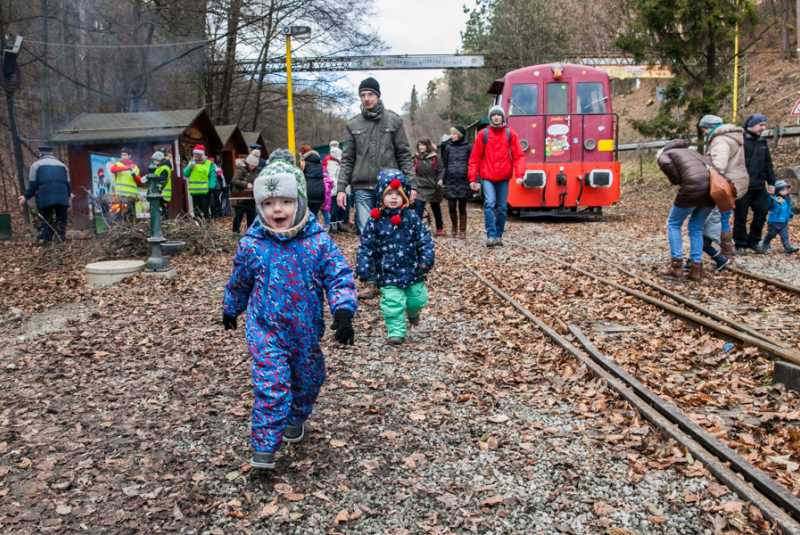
[419,263,431,274]
[222,313,238,330]
[331,310,354,345]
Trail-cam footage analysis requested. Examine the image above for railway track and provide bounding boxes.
[513,233,800,361]
[435,235,800,533]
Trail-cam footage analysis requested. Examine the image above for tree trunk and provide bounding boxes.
[782,0,791,60]
[40,0,53,138]
[216,0,245,123]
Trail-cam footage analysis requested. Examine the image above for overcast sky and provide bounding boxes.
[337,0,471,115]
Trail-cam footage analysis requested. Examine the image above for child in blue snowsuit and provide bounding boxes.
[356,169,435,345]
[761,180,799,254]
[222,159,358,469]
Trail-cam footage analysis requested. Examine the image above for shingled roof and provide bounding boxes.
[215,124,248,153]
[242,131,266,148]
[50,108,222,147]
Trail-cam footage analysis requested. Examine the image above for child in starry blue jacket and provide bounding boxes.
[761,180,799,254]
[222,156,358,470]
[356,169,435,345]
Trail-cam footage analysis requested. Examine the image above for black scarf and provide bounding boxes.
[361,100,384,120]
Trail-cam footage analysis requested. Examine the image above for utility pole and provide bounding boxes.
[281,26,311,158]
[0,13,30,224]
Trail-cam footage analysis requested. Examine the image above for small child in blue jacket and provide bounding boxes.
[222,158,358,469]
[761,180,798,254]
[357,169,435,345]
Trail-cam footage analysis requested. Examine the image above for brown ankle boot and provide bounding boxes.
[660,257,684,278]
[449,212,458,238]
[720,231,734,258]
[687,261,703,281]
[458,215,467,239]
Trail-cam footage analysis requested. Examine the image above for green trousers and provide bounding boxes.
[380,282,429,338]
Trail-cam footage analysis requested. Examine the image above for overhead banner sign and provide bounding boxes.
[595,65,673,79]
[349,55,484,70]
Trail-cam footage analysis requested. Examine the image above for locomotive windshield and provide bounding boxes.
[546,83,569,114]
[577,82,607,114]
[509,84,538,115]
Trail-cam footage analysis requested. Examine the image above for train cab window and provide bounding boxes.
[546,83,568,114]
[577,82,607,114]
[509,84,538,115]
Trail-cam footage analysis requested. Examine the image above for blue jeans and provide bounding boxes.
[667,205,714,263]
[354,189,379,284]
[322,210,330,225]
[720,210,731,233]
[482,179,510,239]
[354,189,378,236]
[330,194,351,226]
[763,222,791,248]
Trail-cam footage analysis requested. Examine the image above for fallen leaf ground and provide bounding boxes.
[0,205,783,534]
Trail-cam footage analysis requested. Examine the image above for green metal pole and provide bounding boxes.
[145,160,170,272]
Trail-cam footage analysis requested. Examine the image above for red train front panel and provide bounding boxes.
[495,64,620,211]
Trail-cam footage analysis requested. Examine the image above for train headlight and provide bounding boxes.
[586,170,613,188]
[520,140,529,151]
[584,138,596,151]
[522,170,546,189]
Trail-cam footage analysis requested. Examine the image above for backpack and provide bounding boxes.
[483,127,513,161]
[414,155,438,173]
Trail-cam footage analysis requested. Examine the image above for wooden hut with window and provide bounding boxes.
[50,108,222,227]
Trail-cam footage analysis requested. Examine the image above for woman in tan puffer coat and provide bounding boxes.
[704,116,749,258]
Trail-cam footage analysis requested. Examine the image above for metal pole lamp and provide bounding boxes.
[144,161,182,277]
[283,25,312,157]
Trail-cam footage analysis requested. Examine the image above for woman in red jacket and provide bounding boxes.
[468,106,526,247]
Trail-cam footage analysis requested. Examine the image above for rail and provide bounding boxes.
[619,125,800,152]
[435,238,800,534]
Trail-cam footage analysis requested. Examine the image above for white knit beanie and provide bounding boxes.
[253,161,309,235]
[245,149,260,167]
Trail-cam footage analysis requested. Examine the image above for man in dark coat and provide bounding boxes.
[19,146,71,245]
[734,113,776,255]
[336,77,416,299]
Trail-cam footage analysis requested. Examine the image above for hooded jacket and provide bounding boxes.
[356,170,435,288]
[743,129,777,191]
[767,194,794,223]
[338,104,416,193]
[300,150,325,205]
[467,124,526,183]
[223,217,357,354]
[706,124,748,200]
[657,139,715,209]
[413,151,443,203]
[440,138,473,200]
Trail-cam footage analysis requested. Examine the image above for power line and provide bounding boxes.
[25,39,209,49]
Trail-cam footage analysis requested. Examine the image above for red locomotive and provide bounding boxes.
[480,62,620,216]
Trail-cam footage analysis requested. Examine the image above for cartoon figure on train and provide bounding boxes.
[545,123,570,157]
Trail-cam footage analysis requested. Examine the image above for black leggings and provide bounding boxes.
[448,199,467,216]
[414,200,444,231]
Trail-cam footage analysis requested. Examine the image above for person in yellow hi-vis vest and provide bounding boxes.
[183,144,217,219]
[149,151,172,219]
[110,147,141,220]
